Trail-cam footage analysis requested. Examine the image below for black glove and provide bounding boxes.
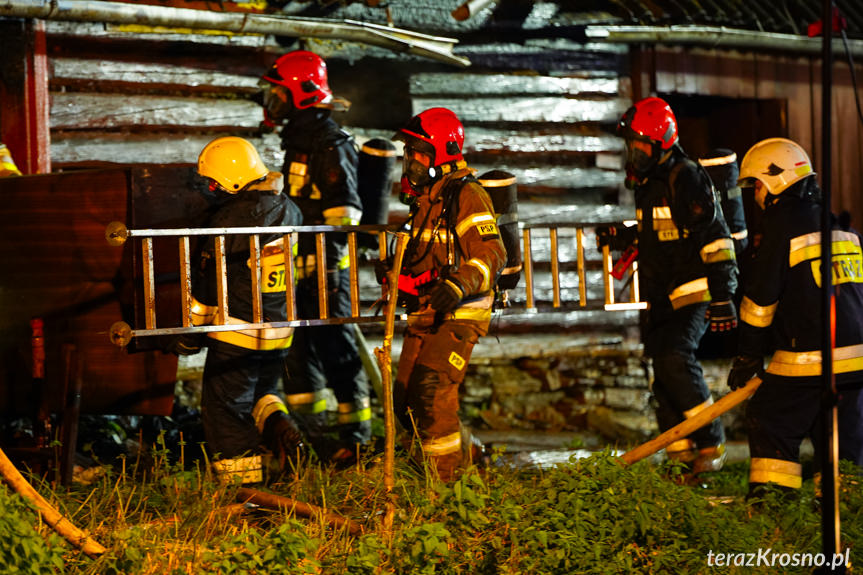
[727,355,762,390]
[707,300,738,332]
[374,258,391,285]
[167,333,205,356]
[596,225,635,250]
[429,279,463,315]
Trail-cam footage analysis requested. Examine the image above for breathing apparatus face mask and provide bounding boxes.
[623,137,659,189]
[261,83,295,123]
[400,147,436,205]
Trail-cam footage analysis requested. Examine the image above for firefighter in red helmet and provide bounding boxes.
[598,97,739,474]
[728,137,863,495]
[259,50,371,466]
[382,107,506,481]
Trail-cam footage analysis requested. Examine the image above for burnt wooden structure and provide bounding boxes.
[1,1,863,473]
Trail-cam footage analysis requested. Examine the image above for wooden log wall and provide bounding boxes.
[633,46,863,233]
[38,7,637,321]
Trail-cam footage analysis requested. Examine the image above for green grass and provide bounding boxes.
[2,440,861,574]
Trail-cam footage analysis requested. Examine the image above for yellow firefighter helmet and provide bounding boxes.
[197,136,268,193]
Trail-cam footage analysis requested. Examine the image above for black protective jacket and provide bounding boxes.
[191,172,303,349]
[634,151,738,311]
[738,178,863,385]
[279,110,361,273]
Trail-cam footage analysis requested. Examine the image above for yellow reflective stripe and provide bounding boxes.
[653,206,672,219]
[286,391,328,414]
[739,295,777,328]
[749,458,802,489]
[731,229,748,240]
[789,230,862,268]
[191,297,217,326]
[252,394,288,432]
[684,396,714,419]
[212,455,263,485]
[478,174,517,187]
[422,431,462,456]
[417,228,453,243]
[700,238,736,264]
[453,307,492,322]
[465,258,491,291]
[337,399,372,424]
[665,439,695,454]
[455,212,496,237]
[206,316,294,350]
[361,143,398,157]
[766,344,863,377]
[322,205,362,225]
[668,277,710,309]
[698,152,737,167]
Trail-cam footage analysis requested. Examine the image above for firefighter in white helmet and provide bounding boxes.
[176,136,304,484]
[728,137,863,495]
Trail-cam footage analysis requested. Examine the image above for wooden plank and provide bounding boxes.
[51,57,260,93]
[50,92,261,130]
[409,73,620,96]
[411,96,631,123]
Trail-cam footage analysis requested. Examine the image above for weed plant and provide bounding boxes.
[1,436,860,574]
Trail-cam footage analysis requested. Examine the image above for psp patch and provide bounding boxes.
[448,351,466,371]
[477,222,499,237]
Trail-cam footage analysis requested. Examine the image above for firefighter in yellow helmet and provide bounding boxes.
[728,137,863,495]
[0,143,22,177]
[177,136,304,484]
[383,108,506,481]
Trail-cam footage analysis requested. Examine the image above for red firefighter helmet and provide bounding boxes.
[618,97,679,150]
[618,97,679,186]
[261,50,333,110]
[393,107,465,168]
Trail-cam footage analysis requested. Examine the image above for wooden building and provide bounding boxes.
[1,0,861,451]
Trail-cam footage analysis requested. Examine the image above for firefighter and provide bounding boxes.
[727,137,863,494]
[600,97,739,474]
[0,142,22,177]
[697,149,749,359]
[385,107,506,481]
[178,136,304,484]
[259,50,371,465]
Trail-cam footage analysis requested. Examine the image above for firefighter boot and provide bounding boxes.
[665,439,698,466]
[262,411,305,473]
[692,443,727,474]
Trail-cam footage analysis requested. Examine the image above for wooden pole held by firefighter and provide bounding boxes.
[620,377,762,465]
[375,232,408,533]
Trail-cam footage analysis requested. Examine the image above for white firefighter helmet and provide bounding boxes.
[197,136,268,193]
[738,137,815,197]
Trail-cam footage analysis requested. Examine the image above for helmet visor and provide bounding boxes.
[261,84,294,122]
[624,138,657,178]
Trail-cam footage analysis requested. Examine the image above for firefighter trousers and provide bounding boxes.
[746,375,863,490]
[284,270,371,456]
[394,319,483,481]
[643,301,725,451]
[201,339,286,460]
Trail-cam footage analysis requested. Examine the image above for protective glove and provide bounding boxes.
[167,333,205,356]
[707,299,737,332]
[429,279,463,315]
[595,224,636,251]
[727,355,763,390]
[374,258,391,285]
